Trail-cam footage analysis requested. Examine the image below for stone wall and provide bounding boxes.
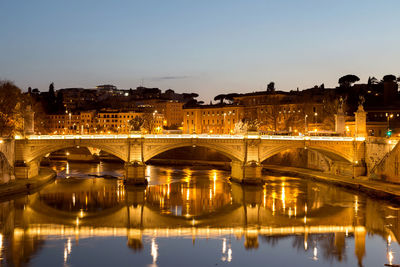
[373,141,400,183]
[365,138,392,175]
[0,140,15,184]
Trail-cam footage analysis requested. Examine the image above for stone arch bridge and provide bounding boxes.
[9,134,386,184]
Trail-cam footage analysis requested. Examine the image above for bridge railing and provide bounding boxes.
[21,134,363,142]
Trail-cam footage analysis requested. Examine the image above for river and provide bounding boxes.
[0,161,399,267]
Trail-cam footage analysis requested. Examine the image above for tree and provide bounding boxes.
[49,82,55,97]
[383,74,397,82]
[263,103,281,132]
[267,82,275,92]
[338,74,360,87]
[225,93,240,103]
[245,119,260,132]
[142,113,157,133]
[367,76,379,86]
[31,98,50,134]
[129,116,145,132]
[0,81,27,137]
[214,94,226,104]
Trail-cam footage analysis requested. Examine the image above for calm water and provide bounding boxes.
[0,162,400,267]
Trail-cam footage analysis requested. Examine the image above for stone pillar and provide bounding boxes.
[124,161,147,185]
[24,105,35,136]
[354,104,367,138]
[335,112,345,135]
[231,160,262,184]
[14,160,39,179]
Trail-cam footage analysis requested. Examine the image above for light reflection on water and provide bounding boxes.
[0,162,400,266]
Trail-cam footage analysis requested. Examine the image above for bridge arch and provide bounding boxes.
[260,143,353,164]
[143,142,243,162]
[28,143,127,163]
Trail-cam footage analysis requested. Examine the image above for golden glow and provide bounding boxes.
[388,250,394,266]
[313,247,318,261]
[0,233,2,259]
[24,134,359,142]
[151,238,158,265]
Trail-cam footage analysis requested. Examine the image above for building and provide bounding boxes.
[183,104,244,134]
[233,91,325,133]
[141,99,184,128]
[48,110,165,134]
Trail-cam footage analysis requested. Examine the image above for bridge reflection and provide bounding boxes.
[0,169,399,266]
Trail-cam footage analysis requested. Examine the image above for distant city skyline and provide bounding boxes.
[1,0,400,101]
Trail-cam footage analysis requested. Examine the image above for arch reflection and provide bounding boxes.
[0,167,399,266]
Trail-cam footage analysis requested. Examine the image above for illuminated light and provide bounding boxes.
[304,240,308,250]
[0,233,2,259]
[67,238,71,254]
[66,152,70,156]
[354,196,358,214]
[151,238,158,265]
[227,247,232,262]
[281,183,286,210]
[345,229,348,237]
[72,193,76,206]
[222,238,226,254]
[388,235,392,245]
[80,209,84,218]
[388,250,394,266]
[76,217,79,226]
[313,247,318,261]
[354,160,358,164]
[146,166,151,182]
[0,140,3,144]
[304,216,307,224]
[14,135,21,139]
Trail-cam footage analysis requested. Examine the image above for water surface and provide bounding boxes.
[0,161,399,267]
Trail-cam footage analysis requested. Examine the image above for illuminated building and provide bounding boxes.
[182,104,244,134]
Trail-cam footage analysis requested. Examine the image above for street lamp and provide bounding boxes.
[304,114,308,134]
[386,113,394,137]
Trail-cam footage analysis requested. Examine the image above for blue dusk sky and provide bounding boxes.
[1,0,399,100]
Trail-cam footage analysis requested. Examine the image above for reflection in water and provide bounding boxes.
[1,163,400,266]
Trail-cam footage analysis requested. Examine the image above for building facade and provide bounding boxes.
[183,105,244,134]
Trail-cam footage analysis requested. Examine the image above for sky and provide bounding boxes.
[1,0,399,101]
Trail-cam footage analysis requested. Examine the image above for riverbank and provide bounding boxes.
[263,165,400,202]
[0,168,56,200]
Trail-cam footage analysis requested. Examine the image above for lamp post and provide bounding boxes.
[386,113,394,137]
[304,114,308,134]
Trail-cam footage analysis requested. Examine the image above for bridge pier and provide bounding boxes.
[14,160,39,179]
[124,161,147,185]
[231,160,263,184]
